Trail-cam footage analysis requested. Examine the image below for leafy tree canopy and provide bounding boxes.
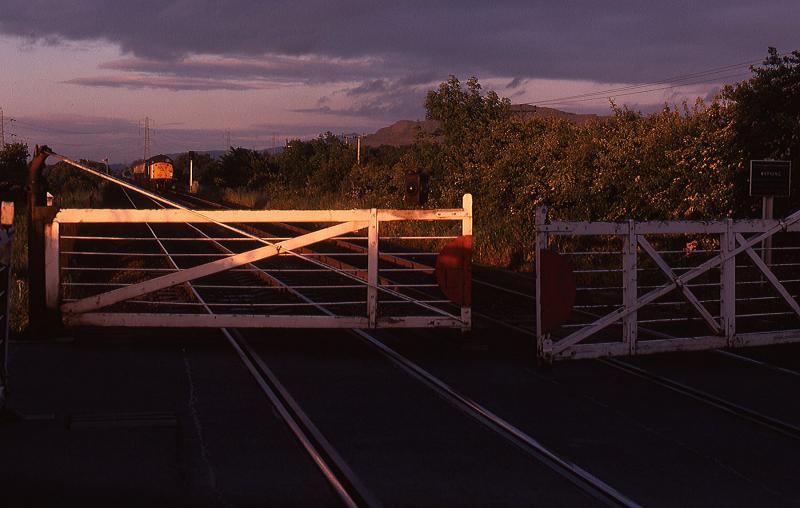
[723,47,800,211]
[0,143,29,203]
[425,76,511,143]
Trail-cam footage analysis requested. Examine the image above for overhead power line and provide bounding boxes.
[536,70,752,106]
[8,118,135,136]
[526,57,763,107]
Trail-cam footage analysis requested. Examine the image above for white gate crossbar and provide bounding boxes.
[61,221,367,314]
[735,233,800,320]
[637,236,721,334]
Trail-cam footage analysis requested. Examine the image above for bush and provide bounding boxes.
[195,50,799,269]
[0,143,29,204]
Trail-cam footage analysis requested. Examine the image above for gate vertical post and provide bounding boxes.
[622,220,638,355]
[27,147,59,336]
[0,202,13,410]
[460,194,473,331]
[367,208,379,328]
[535,206,550,361]
[44,219,60,310]
[720,218,737,346]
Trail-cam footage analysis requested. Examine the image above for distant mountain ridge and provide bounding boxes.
[124,106,595,164]
[509,104,599,124]
[363,105,600,148]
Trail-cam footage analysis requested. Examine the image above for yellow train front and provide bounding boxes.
[132,155,174,190]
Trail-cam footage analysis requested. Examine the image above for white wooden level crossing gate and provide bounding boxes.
[43,154,472,331]
[535,206,800,362]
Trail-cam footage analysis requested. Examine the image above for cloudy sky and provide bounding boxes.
[0,0,798,162]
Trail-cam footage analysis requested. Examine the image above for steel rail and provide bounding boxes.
[420,256,800,449]
[599,358,800,441]
[554,303,800,441]
[122,188,379,508]
[360,220,800,446]
[166,191,638,507]
[713,350,800,378]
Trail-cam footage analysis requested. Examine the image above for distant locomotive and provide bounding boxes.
[132,154,174,190]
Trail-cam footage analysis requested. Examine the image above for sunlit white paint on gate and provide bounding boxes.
[48,192,473,330]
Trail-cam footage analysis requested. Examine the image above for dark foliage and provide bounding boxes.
[0,143,30,203]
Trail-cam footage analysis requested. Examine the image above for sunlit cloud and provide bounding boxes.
[64,75,267,91]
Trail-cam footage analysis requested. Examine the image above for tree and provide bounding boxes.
[173,151,215,185]
[202,147,274,188]
[45,159,102,194]
[425,76,511,144]
[0,143,29,203]
[274,133,356,190]
[722,47,800,213]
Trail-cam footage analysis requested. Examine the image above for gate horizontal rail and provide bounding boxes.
[536,206,800,362]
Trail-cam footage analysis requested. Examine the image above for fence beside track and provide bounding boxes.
[535,206,800,362]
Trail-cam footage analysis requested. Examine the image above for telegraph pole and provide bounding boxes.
[0,107,4,147]
[142,116,151,162]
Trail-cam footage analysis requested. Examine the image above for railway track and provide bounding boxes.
[463,268,800,442]
[116,188,376,507]
[52,175,800,505]
[6,153,794,505]
[167,188,800,430]
[101,186,640,506]
[167,188,800,502]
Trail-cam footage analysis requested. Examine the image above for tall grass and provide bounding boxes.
[8,182,106,336]
[9,210,28,335]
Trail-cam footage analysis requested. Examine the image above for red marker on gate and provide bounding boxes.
[435,235,472,306]
[538,250,576,333]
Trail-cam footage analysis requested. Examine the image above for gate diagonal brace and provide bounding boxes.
[637,236,721,334]
[61,221,368,315]
[735,233,800,320]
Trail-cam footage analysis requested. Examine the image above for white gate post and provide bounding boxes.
[44,219,60,310]
[461,194,472,331]
[622,220,638,354]
[367,208,379,328]
[720,218,737,346]
[535,206,550,361]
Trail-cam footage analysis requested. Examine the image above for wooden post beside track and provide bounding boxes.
[535,206,550,362]
[367,208,379,328]
[622,220,637,355]
[27,147,61,337]
[0,202,14,411]
[720,218,737,346]
[461,194,473,332]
